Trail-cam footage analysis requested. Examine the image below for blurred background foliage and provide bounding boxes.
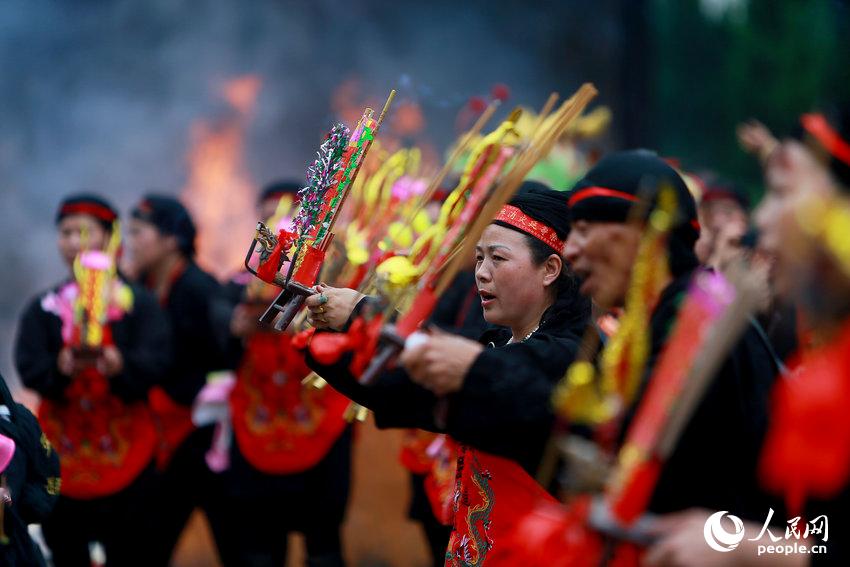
[648,0,850,195]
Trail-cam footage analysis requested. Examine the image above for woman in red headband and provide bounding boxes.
[304,181,591,567]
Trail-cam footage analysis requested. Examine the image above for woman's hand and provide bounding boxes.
[737,120,779,164]
[645,509,734,567]
[644,509,808,567]
[58,347,76,376]
[304,284,364,330]
[400,329,484,396]
[97,345,125,377]
[230,304,261,338]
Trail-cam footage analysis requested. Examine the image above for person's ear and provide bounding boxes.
[164,234,180,254]
[542,253,562,287]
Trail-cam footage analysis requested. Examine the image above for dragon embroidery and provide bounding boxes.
[446,447,495,566]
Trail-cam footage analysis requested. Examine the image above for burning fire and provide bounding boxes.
[181,75,262,279]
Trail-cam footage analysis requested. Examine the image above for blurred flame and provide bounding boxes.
[331,77,377,127]
[223,76,262,114]
[181,75,261,278]
[330,76,440,171]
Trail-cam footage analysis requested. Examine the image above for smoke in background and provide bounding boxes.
[0,0,621,392]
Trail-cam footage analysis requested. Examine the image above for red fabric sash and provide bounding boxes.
[498,496,641,567]
[400,429,439,475]
[304,313,386,377]
[148,386,195,470]
[424,436,458,526]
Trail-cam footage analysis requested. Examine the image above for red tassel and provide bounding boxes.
[309,333,354,366]
[256,243,284,284]
[349,315,384,376]
[291,327,316,350]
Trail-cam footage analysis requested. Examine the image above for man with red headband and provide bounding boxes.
[15,193,171,566]
[563,150,781,521]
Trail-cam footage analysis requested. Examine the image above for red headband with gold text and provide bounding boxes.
[494,204,565,251]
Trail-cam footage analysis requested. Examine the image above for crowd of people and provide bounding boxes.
[1,94,848,567]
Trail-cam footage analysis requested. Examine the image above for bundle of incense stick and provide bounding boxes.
[377,137,517,321]
[320,89,396,246]
[602,263,763,526]
[538,181,671,487]
[342,99,503,301]
[655,266,763,459]
[319,148,408,290]
[435,83,598,296]
[256,91,397,333]
[312,101,490,307]
[361,150,421,250]
[402,99,502,226]
[299,99,500,392]
[531,91,561,134]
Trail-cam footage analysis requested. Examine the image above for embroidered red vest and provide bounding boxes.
[444,446,558,566]
[229,332,349,474]
[40,365,157,499]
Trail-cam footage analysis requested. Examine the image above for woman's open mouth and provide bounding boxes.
[479,290,496,308]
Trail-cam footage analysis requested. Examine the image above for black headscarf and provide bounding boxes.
[567,149,700,276]
[702,178,751,211]
[131,194,197,257]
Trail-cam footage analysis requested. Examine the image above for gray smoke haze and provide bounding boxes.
[0,0,621,393]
